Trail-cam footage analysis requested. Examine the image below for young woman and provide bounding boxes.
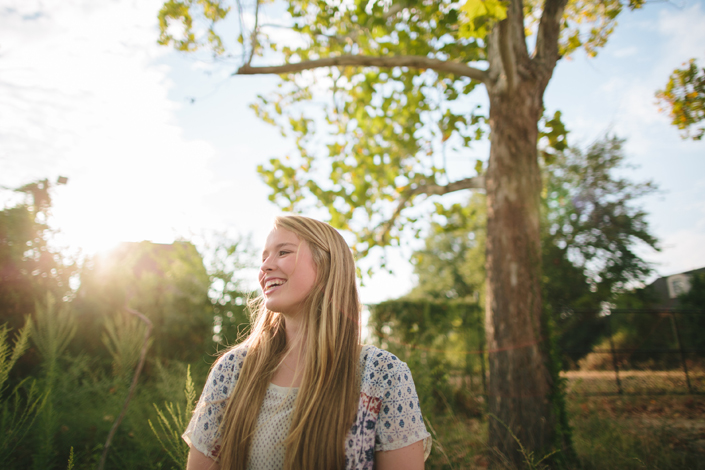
[183,215,431,470]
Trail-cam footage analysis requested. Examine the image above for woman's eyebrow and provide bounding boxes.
[262,242,298,256]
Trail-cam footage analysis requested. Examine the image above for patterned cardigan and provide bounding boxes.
[182,344,432,469]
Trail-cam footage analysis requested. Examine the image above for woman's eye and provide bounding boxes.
[279,251,290,256]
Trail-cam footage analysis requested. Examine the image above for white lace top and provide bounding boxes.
[183,344,432,469]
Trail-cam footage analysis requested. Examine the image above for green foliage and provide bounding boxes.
[404,135,658,371]
[539,111,569,165]
[250,0,488,255]
[157,0,230,54]
[148,365,196,469]
[411,193,486,303]
[30,294,77,377]
[370,299,486,413]
[30,294,78,470]
[558,0,636,58]
[156,0,642,260]
[102,312,152,385]
[0,320,32,394]
[0,320,47,463]
[656,58,705,141]
[678,272,705,309]
[0,179,77,334]
[459,0,508,39]
[74,241,212,363]
[66,447,75,470]
[204,233,255,346]
[674,273,705,358]
[0,181,256,468]
[543,136,658,303]
[411,135,657,311]
[488,413,561,469]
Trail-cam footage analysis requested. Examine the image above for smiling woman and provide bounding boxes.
[182,214,432,470]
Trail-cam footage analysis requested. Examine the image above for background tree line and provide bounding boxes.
[0,179,253,469]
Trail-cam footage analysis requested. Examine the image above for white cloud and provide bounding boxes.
[646,228,705,276]
[658,3,705,63]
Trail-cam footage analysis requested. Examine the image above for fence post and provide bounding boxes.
[606,313,623,395]
[669,312,693,394]
[479,314,488,399]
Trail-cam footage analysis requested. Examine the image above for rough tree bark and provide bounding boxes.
[485,82,553,463]
[482,0,567,463]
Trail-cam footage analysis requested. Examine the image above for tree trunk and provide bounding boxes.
[484,79,555,467]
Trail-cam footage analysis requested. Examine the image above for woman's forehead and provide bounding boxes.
[263,227,301,251]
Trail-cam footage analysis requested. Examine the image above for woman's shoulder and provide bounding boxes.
[359,344,408,377]
[208,343,250,385]
[216,342,249,364]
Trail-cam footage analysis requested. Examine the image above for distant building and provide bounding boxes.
[648,267,705,309]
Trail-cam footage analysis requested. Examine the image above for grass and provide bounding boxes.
[424,394,705,470]
[569,395,705,470]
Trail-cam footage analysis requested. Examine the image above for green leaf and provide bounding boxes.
[459,0,508,38]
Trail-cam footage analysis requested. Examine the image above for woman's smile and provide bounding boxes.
[262,277,286,295]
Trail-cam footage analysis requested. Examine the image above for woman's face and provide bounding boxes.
[259,227,318,315]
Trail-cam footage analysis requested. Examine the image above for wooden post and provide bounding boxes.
[606,313,623,395]
[669,312,693,394]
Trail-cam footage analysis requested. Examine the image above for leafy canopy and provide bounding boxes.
[156,0,643,261]
[656,57,705,141]
[409,135,658,309]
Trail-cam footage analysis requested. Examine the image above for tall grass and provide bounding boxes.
[30,294,77,470]
[570,400,705,470]
[3,293,701,469]
[0,319,47,463]
[148,364,196,469]
[102,311,152,386]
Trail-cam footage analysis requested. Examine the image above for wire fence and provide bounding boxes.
[371,303,705,398]
[558,309,705,396]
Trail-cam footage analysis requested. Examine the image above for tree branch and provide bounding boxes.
[375,176,485,245]
[237,55,488,82]
[247,0,261,65]
[497,19,517,91]
[534,0,569,67]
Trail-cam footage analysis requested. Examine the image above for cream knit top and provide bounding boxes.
[248,382,299,470]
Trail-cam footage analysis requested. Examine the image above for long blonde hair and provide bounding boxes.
[217,215,361,470]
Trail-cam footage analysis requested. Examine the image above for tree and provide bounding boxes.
[0,179,76,334]
[409,135,659,365]
[204,233,257,346]
[656,57,705,141]
[410,192,486,303]
[74,241,213,363]
[158,0,646,464]
[676,272,705,357]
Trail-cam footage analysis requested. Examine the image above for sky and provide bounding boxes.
[1,0,704,304]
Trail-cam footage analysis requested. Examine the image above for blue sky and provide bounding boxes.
[1,0,704,303]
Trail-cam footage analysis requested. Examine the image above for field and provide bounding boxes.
[562,370,705,396]
[425,392,705,470]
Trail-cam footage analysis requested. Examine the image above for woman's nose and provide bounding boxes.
[260,256,274,273]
